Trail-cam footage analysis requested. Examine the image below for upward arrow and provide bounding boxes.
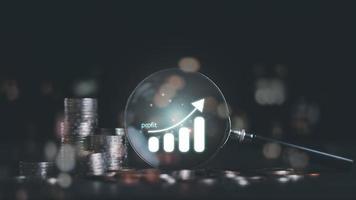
[147,98,205,133]
[191,98,205,112]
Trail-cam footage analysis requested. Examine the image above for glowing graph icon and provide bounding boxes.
[147,99,205,153]
[148,117,205,153]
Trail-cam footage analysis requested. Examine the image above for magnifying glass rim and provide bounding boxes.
[124,68,232,169]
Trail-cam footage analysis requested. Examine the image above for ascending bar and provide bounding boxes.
[163,133,174,152]
[179,127,190,152]
[194,116,205,152]
[148,137,159,152]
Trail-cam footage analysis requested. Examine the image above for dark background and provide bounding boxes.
[0,0,355,190]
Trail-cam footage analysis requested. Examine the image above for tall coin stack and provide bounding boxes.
[64,98,98,137]
[60,98,98,175]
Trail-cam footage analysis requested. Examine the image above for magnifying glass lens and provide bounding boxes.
[125,69,231,169]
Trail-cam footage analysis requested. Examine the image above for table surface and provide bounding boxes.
[1,167,355,200]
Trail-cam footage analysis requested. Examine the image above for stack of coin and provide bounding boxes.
[64,98,98,137]
[87,153,106,176]
[58,98,98,176]
[101,128,127,171]
[88,128,127,172]
[19,161,56,179]
[60,135,92,176]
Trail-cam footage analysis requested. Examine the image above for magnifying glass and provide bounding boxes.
[124,68,353,169]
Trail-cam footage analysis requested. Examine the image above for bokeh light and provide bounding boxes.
[286,148,309,169]
[291,98,320,135]
[254,78,286,105]
[56,144,76,172]
[1,80,19,101]
[72,79,98,97]
[263,142,282,159]
[44,141,58,161]
[231,114,249,131]
[178,57,201,72]
[57,173,72,188]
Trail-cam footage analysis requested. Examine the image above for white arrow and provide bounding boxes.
[147,98,205,133]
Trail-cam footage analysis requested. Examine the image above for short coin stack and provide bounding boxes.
[19,161,56,179]
[101,128,127,171]
[87,153,106,176]
[89,128,128,173]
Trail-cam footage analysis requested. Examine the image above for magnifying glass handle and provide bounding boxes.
[231,129,354,165]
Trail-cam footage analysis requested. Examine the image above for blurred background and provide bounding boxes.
[0,1,355,178]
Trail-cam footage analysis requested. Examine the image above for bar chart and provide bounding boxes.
[148,116,205,153]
